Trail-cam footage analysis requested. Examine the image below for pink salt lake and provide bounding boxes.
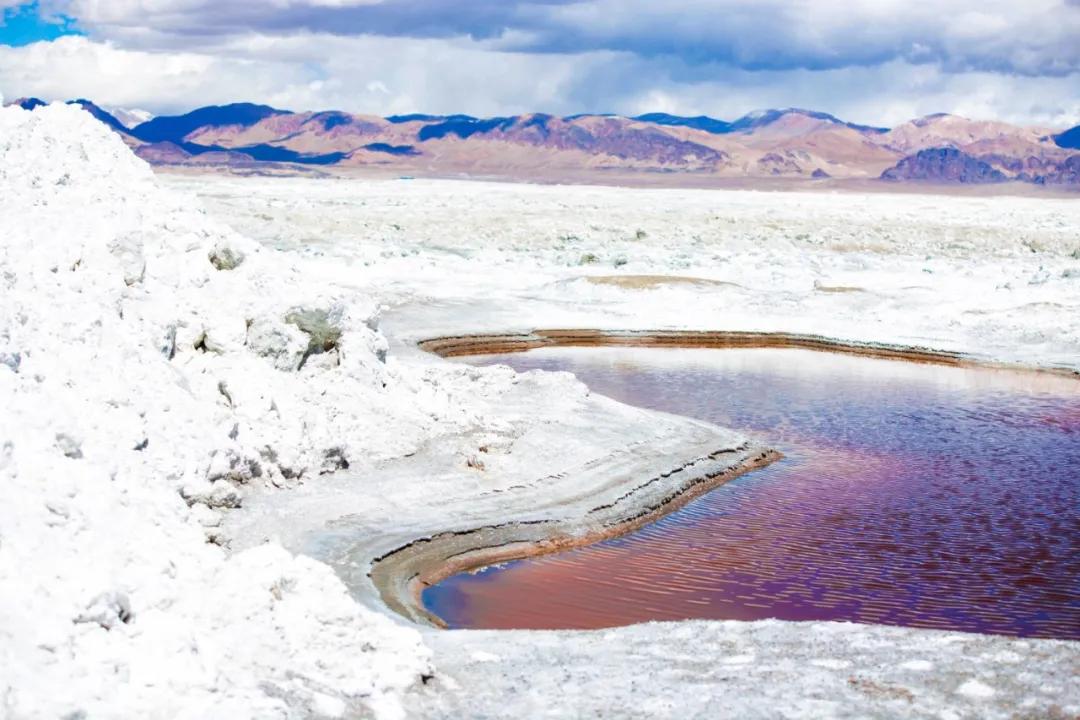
[425,347,1080,639]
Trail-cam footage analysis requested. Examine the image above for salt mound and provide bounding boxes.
[0,103,434,718]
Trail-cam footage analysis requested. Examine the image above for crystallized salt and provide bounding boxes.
[0,102,435,719]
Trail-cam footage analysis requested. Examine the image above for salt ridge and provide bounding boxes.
[0,102,441,719]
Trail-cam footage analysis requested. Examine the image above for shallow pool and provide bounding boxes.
[424,347,1080,638]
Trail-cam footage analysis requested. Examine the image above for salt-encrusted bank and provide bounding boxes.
[2,102,1078,720]
[0,102,449,718]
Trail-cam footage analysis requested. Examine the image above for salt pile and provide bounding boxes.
[0,102,438,719]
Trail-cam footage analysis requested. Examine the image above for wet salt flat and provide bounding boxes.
[426,347,1080,638]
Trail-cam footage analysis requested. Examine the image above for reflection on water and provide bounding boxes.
[424,348,1080,638]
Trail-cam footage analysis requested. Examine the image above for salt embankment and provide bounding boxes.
[0,102,442,719]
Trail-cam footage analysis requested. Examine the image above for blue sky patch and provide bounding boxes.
[0,1,80,46]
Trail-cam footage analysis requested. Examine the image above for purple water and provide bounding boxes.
[425,347,1080,638]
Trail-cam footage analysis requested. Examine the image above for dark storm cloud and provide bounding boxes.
[54,0,1080,78]
[6,0,1080,127]
[51,0,580,41]
[264,0,578,40]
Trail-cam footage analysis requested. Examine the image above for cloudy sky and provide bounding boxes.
[1,0,1078,127]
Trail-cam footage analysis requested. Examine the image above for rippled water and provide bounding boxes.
[424,347,1080,638]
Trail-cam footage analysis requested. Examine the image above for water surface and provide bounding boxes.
[425,348,1080,638]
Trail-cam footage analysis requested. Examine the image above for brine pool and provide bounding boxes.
[424,347,1080,639]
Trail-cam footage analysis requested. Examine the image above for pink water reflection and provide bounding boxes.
[426,348,1080,638]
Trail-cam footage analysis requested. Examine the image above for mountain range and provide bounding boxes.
[8,97,1080,187]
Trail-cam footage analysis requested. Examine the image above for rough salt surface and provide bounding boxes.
[169,172,1080,369]
[3,101,1078,720]
[409,621,1079,719]
[0,103,447,719]
[178,170,1080,719]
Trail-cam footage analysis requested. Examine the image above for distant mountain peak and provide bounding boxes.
[303,111,355,131]
[628,108,887,136]
[1054,124,1080,150]
[881,147,1008,184]
[911,113,963,127]
[10,96,1074,187]
[632,113,733,135]
[730,108,887,134]
[8,97,47,111]
[130,102,290,144]
[416,116,517,141]
[563,113,617,121]
[67,99,131,134]
[386,113,477,124]
[108,106,155,129]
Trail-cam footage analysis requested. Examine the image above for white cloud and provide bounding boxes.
[0,33,612,117]
[614,61,1080,129]
[46,0,1080,77]
[528,0,1080,76]
[3,3,1079,128]
[0,36,304,111]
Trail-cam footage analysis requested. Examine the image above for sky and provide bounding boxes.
[1,0,1078,128]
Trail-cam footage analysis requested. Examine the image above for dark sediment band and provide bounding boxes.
[418,328,1079,376]
[371,445,778,627]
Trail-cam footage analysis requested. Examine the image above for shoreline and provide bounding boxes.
[371,444,779,627]
[372,328,1078,629]
[420,328,1080,377]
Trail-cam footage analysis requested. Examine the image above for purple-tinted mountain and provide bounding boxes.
[7,96,1077,186]
[223,144,346,164]
[632,109,887,136]
[729,108,889,135]
[450,114,728,165]
[151,138,343,165]
[12,97,46,111]
[386,113,476,124]
[305,111,354,131]
[130,103,290,144]
[881,148,1008,184]
[1022,155,1080,185]
[9,97,127,131]
[417,116,517,141]
[68,100,130,134]
[1055,125,1080,150]
[362,143,421,156]
[633,113,734,135]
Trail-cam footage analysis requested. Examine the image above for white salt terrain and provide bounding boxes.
[2,102,1078,719]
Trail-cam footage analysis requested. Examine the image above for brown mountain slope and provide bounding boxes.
[12,96,1075,185]
[336,115,729,173]
[877,114,1057,154]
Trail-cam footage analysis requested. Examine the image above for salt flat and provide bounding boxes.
[164,171,1080,368]
[173,169,1080,718]
[2,103,1077,720]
